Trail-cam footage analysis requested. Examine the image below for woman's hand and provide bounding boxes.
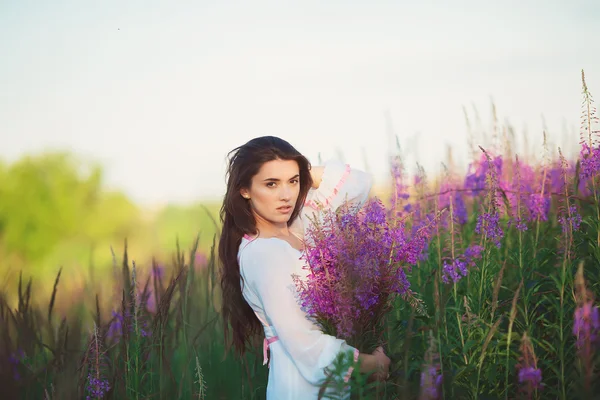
[371,346,391,381]
[358,346,391,381]
[309,166,325,189]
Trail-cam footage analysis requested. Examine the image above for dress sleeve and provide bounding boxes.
[304,159,373,212]
[241,240,359,385]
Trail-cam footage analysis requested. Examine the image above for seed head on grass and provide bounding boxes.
[194,356,207,400]
[579,69,600,182]
[84,323,111,400]
[389,152,411,219]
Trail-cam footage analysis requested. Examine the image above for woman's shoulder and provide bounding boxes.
[239,237,299,273]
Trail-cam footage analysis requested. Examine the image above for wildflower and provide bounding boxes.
[475,211,503,248]
[558,205,582,233]
[518,367,542,388]
[389,154,411,219]
[195,252,209,271]
[420,366,443,400]
[464,153,503,195]
[85,324,111,400]
[474,148,504,248]
[107,308,151,340]
[574,262,598,391]
[437,243,484,286]
[145,289,157,314]
[516,333,543,398]
[85,373,111,400]
[464,245,483,265]
[419,332,443,400]
[579,70,600,182]
[573,302,600,349]
[152,264,165,279]
[296,197,433,344]
[525,193,551,222]
[579,144,600,181]
[453,191,468,225]
[438,177,468,226]
[8,349,25,380]
[441,258,467,284]
[557,149,579,258]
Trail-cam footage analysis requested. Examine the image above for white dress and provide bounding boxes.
[238,159,373,399]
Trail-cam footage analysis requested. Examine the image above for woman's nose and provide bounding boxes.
[280,184,292,200]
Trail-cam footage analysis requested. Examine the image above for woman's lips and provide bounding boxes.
[277,205,293,214]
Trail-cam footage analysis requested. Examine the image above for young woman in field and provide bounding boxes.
[218,136,391,399]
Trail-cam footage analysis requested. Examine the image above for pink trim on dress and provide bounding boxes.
[237,234,258,263]
[305,164,352,210]
[343,348,360,383]
[263,336,279,367]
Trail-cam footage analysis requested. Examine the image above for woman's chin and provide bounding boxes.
[269,214,292,224]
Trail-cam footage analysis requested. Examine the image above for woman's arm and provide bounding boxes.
[241,240,388,384]
[305,159,372,212]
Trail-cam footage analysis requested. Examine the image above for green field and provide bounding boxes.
[2,75,600,399]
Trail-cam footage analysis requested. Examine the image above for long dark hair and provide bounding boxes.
[219,136,313,356]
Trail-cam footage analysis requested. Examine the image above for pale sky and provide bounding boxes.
[1,0,599,206]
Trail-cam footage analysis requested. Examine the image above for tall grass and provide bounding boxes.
[1,72,600,399]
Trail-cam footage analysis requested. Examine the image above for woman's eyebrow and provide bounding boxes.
[263,174,300,182]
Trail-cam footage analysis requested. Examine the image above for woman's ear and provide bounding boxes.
[240,188,250,200]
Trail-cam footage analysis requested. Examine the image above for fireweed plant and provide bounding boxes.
[293,197,437,352]
[1,71,600,399]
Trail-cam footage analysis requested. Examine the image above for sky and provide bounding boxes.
[1,0,599,206]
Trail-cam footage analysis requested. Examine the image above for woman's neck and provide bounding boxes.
[255,220,290,239]
[257,226,291,238]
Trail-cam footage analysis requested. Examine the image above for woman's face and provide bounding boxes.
[240,158,301,229]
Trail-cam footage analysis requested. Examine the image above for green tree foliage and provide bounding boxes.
[0,152,140,267]
[152,203,221,256]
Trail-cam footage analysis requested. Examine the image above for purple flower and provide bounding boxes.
[475,211,504,248]
[420,335,443,400]
[526,193,551,222]
[107,308,151,340]
[152,264,165,279]
[573,302,600,349]
[389,155,411,218]
[296,197,433,341]
[441,258,468,284]
[195,252,208,271]
[453,192,468,225]
[518,367,542,388]
[509,218,528,232]
[474,149,504,248]
[558,205,582,233]
[464,245,484,268]
[8,349,25,380]
[85,373,111,399]
[517,333,543,393]
[579,144,600,181]
[464,153,503,195]
[420,365,443,399]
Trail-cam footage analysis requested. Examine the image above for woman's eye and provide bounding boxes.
[290,179,299,184]
[266,182,276,188]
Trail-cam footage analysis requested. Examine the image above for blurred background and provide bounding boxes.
[1,0,599,306]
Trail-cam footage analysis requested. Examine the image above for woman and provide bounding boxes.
[219,136,391,399]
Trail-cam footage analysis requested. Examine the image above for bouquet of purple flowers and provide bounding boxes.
[294,197,436,353]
